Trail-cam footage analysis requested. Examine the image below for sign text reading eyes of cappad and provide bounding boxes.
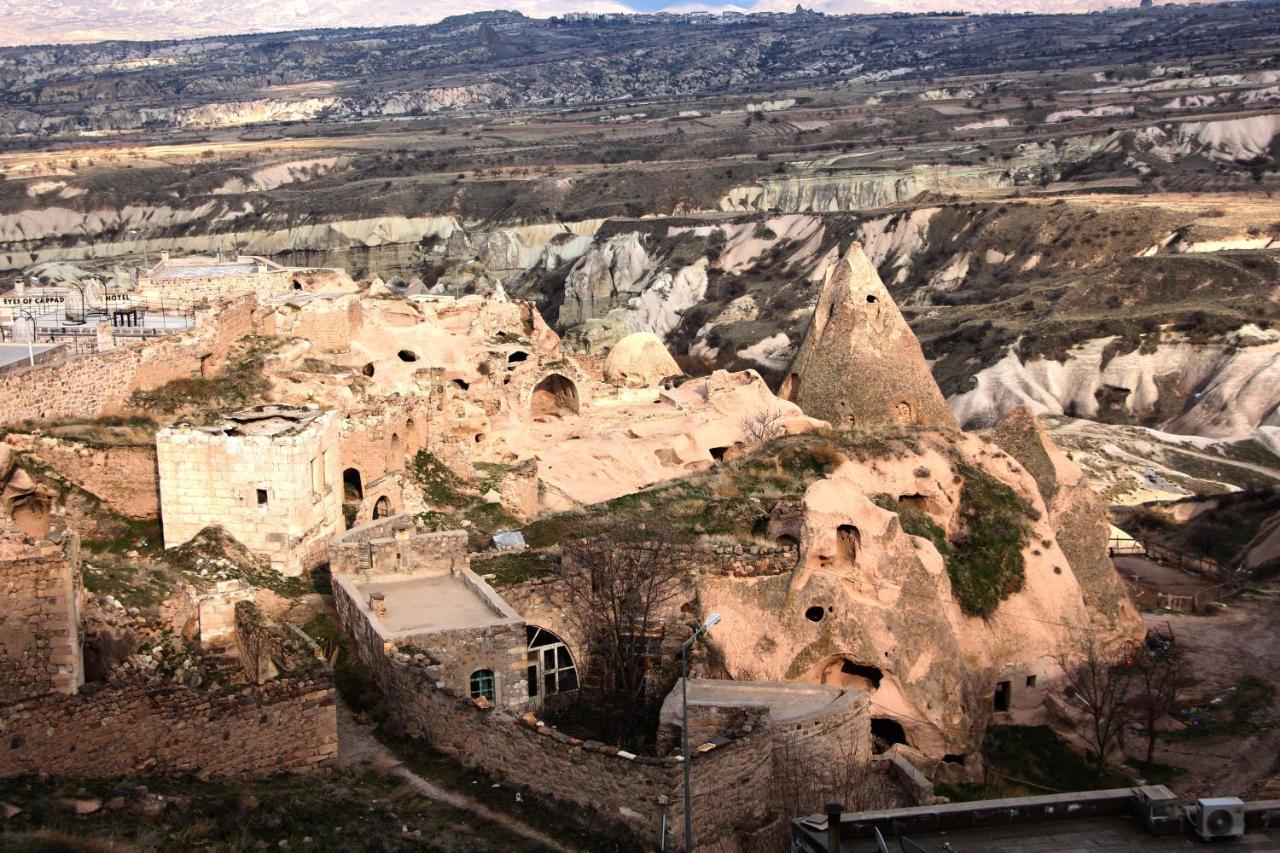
[1,296,65,306]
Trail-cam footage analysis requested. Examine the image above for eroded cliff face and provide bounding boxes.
[698,427,1143,760]
[951,328,1280,440]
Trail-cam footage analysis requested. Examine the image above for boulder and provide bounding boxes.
[604,332,682,388]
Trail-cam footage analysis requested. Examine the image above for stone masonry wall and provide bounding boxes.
[156,412,343,576]
[332,572,775,849]
[563,539,796,580]
[137,269,291,306]
[0,673,337,779]
[4,434,159,520]
[0,294,257,426]
[0,529,82,702]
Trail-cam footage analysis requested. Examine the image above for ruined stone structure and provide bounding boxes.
[156,405,343,576]
[781,243,956,430]
[332,518,873,849]
[135,252,294,305]
[0,447,337,781]
[0,523,83,703]
[0,599,337,780]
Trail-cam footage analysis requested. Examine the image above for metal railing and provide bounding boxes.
[1109,534,1248,612]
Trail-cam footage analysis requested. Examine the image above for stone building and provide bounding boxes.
[156,405,343,576]
[331,515,539,710]
[0,450,337,780]
[781,242,957,430]
[136,252,295,306]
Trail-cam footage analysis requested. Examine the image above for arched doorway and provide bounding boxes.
[373,496,392,519]
[343,468,363,501]
[527,626,578,704]
[531,374,579,417]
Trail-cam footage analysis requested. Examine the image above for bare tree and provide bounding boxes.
[739,408,787,445]
[765,734,901,850]
[1053,635,1140,772]
[1129,632,1193,766]
[560,522,688,707]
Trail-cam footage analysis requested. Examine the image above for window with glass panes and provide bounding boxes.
[525,626,578,698]
[469,668,495,702]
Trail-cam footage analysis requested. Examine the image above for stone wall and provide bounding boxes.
[0,672,336,779]
[267,294,361,353]
[0,294,257,426]
[563,539,796,580]
[3,434,159,520]
[0,527,83,702]
[156,410,343,576]
[334,563,800,850]
[330,517,467,577]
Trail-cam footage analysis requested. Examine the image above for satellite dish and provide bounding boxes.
[874,827,891,853]
[900,838,929,853]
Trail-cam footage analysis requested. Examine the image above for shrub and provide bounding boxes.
[947,462,1033,617]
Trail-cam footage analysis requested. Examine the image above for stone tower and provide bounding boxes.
[780,243,956,430]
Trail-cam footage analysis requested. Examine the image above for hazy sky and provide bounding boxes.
[1,0,1172,46]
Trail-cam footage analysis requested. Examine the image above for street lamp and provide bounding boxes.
[16,309,36,367]
[681,611,721,853]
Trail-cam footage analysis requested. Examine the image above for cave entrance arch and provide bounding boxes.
[343,468,364,501]
[531,374,580,417]
[871,718,908,753]
[814,656,883,692]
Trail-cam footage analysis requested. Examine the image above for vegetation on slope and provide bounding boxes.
[946,461,1034,618]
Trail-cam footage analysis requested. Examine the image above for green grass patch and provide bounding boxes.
[301,613,381,713]
[128,336,285,415]
[472,550,557,588]
[1124,759,1188,786]
[412,450,469,506]
[947,461,1033,617]
[982,725,1128,794]
[872,493,949,556]
[81,558,172,609]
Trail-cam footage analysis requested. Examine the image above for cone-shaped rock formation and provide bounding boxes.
[781,242,957,430]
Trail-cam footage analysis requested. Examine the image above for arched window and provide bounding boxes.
[526,626,578,698]
[470,669,495,702]
[373,496,392,519]
[389,433,402,470]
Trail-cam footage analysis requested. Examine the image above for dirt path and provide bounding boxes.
[336,701,580,853]
[1140,588,1280,798]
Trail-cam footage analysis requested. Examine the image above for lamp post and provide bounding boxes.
[16,309,36,366]
[681,612,721,853]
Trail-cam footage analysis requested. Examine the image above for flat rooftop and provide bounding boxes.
[359,574,505,634]
[151,263,262,279]
[0,343,57,368]
[661,678,847,728]
[833,814,1280,851]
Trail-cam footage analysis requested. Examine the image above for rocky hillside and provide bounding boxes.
[506,195,1280,443]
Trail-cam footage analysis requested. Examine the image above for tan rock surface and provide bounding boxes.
[603,332,681,388]
[781,243,956,431]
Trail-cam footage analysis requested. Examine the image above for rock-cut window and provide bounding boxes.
[470,669,495,702]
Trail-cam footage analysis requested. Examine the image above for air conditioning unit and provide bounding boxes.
[1194,797,1245,841]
